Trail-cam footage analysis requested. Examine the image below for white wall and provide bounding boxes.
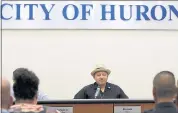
[2,30,178,99]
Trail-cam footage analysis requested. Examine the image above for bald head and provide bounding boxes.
[1,77,12,109]
[153,71,176,99]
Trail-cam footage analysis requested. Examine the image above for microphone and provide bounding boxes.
[94,86,100,99]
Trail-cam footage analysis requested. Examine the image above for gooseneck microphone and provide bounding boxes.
[94,86,101,99]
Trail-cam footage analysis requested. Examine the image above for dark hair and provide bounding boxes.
[13,68,39,100]
[153,71,176,98]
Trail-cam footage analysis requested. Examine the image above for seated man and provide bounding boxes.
[9,68,46,113]
[143,71,178,113]
[1,77,13,113]
[74,65,128,99]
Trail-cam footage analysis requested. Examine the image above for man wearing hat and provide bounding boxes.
[74,65,128,99]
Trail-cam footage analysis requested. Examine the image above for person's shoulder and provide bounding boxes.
[77,83,96,92]
[107,82,122,89]
[83,83,95,89]
[1,109,9,113]
[37,90,49,100]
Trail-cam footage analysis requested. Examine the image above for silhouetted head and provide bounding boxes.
[153,71,176,103]
[13,68,39,104]
[1,77,13,109]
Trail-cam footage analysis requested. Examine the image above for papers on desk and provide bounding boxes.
[46,105,141,113]
[47,107,73,113]
[114,106,141,113]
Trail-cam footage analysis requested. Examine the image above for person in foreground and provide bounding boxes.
[9,68,46,113]
[74,65,128,99]
[143,71,178,113]
[11,68,49,101]
[1,77,13,113]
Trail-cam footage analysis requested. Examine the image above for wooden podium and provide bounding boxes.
[38,99,155,113]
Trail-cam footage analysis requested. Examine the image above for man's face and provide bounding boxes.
[93,71,108,86]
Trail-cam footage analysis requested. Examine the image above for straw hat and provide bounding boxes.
[91,64,111,76]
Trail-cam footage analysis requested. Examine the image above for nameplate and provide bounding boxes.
[47,106,73,113]
[114,106,141,113]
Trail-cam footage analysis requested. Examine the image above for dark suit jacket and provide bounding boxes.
[143,102,178,113]
[74,82,128,99]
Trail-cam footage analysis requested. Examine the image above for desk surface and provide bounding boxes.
[38,99,155,104]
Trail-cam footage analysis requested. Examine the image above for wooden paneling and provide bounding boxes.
[74,104,113,113]
[43,103,154,113]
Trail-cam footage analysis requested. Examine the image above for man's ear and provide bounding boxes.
[153,87,157,101]
[173,88,177,101]
[32,93,38,104]
[8,96,13,108]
